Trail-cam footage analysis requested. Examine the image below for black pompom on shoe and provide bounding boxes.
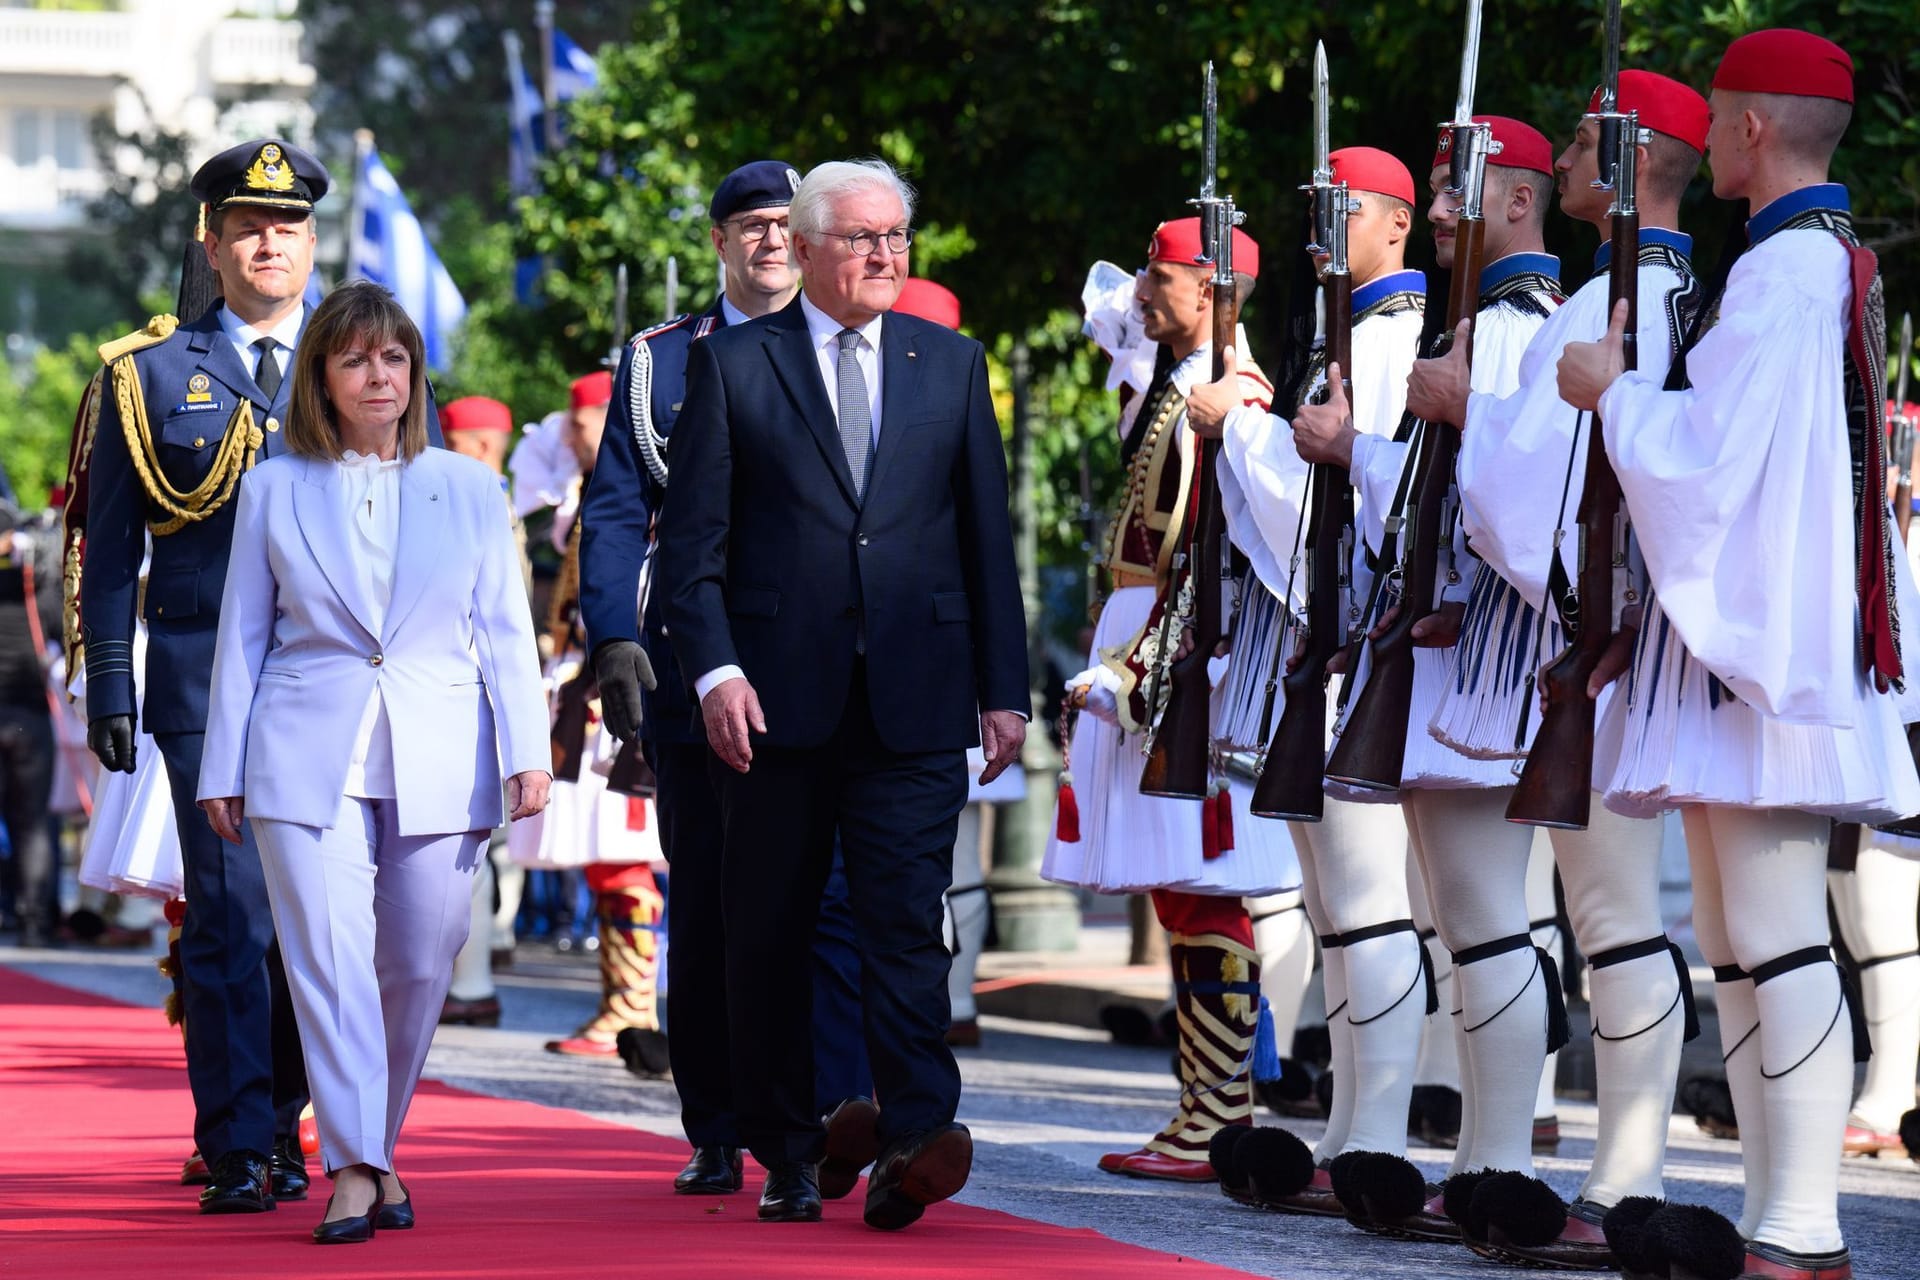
[1347,1152,1428,1222]
[1900,1107,1920,1166]
[1209,1124,1254,1201]
[1325,1149,1373,1218]
[1676,1073,1739,1140]
[1440,1168,1500,1245]
[1237,1126,1316,1201]
[1600,1195,1668,1279]
[1472,1172,1568,1249]
[1641,1203,1746,1280]
[1408,1084,1463,1147]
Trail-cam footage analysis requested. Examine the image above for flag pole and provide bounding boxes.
[534,0,559,152]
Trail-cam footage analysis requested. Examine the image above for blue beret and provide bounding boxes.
[709,160,801,222]
[190,139,330,214]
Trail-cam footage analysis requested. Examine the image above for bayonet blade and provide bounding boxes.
[1899,311,1914,411]
[1313,42,1331,181]
[1600,0,1622,113]
[1453,0,1484,124]
[1200,61,1218,200]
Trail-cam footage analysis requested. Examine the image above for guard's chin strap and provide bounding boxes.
[1452,931,1570,1054]
[1588,934,1701,1043]
[1750,945,1872,1073]
[1321,919,1436,1023]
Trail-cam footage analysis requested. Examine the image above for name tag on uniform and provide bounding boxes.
[172,400,225,413]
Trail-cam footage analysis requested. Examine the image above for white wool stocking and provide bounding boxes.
[1688,804,1848,1256]
[1525,831,1562,1122]
[1553,804,1679,1206]
[1407,851,1462,1091]
[1829,839,1920,1134]
[1405,786,1540,1177]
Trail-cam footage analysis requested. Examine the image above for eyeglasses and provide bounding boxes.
[724,215,790,243]
[834,226,914,257]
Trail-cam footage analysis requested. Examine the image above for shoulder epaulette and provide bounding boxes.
[97,314,179,365]
[630,314,692,347]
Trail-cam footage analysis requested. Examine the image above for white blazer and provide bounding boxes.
[199,450,549,836]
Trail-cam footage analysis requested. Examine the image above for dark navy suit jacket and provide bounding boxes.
[659,295,1028,753]
[579,300,725,745]
[81,301,441,736]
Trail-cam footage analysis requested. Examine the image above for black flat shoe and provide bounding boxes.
[199,1150,275,1214]
[757,1163,823,1223]
[271,1137,310,1202]
[674,1146,743,1195]
[374,1181,413,1230]
[313,1183,383,1244]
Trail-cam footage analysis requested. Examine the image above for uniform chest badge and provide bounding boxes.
[186,373,213,404]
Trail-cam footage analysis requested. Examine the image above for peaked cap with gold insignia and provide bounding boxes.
[189,138,331,214]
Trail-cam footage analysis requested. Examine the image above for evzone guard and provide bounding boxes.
[1042,207,1304,1181]
[1555,28,1920,1280]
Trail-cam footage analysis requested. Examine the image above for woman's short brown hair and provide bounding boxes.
[285,280,431,461]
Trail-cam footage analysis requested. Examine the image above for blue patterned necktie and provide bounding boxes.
[835,328,872,499]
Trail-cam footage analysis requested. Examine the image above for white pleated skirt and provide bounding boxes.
[1596,596,1920,824]
[508,721,662,869]
[77,727,184,900]
[1429,563,1563,762]
[1041,587,1302,897]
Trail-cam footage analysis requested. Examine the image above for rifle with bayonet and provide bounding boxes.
[1141,61,1244,798]
[1323,0,1490,790]
[1506,1,1639,829]
[1894,312,1914,541]
[1251,42,1355,821]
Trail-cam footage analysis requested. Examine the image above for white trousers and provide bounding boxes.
[254,794,484,1174]
[1829,837,1920,1133]
[1684,804,1847,1255]
[448,836,501,1002]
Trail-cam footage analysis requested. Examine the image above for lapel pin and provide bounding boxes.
[430,493,439,501]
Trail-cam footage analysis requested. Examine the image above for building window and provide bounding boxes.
[12,109,42,166]
[54,111,88,170]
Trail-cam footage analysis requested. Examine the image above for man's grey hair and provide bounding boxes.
[790,159,917,238]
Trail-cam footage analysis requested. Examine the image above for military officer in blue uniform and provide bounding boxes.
[79,139,441,1215]
[581,159,875,1197]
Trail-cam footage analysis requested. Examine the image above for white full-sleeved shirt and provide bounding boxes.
[215,304,303,391]
[695,293,887,703]
[339,450,403,798]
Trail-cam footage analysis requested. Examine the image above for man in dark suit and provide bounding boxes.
[582,160,875,1198]
[80,140,440,1214]
[660,158,1029,1229]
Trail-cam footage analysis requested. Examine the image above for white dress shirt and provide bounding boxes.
[339,451,403,798]
[694,294,886,703]
[720,296,753,329]
[216,303,303,392]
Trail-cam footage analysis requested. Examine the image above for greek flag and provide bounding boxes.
[504,28,598,196]
[347,149,468,372]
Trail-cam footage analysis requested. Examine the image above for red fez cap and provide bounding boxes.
[1433,116,1554,176]
[1147,217,1261,281]
[893,277,962,329]
[441,395,513,435]
[570,371,612,411]
[1713,29,1853,104]
[1328,147,1416,206]
[1589,70,1711,153]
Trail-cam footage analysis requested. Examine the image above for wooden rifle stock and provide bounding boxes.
[1507,220,1639,827]
[1251,277,1354,820]
[1324,217,1485,790]
[1140,291,1241,798]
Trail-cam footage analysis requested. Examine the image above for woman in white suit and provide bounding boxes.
[199,282,549,1244]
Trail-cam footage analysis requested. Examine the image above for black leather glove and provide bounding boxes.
[88,714,137,774]
[592,639,657,744]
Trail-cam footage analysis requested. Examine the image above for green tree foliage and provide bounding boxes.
[0,332,107,510]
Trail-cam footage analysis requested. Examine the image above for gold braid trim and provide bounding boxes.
[111,355,262,536]
[62,370,106,677]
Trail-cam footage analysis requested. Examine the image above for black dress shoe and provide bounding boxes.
[674,1146,744,1194]
[817,1097,882,1200]
[271,1137,309,1202]
[439,994,502,1027]
[863,1123,973,1231]
[374,1180,414,1230]
[313,1184,383,1244]
[757,1163,823,1223]
[199,1149,275,1214]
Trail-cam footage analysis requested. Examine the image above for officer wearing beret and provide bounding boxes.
[580,159,873,1196]
[78,139,440,1215]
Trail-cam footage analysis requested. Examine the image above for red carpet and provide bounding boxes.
[0,966,1260,1278]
